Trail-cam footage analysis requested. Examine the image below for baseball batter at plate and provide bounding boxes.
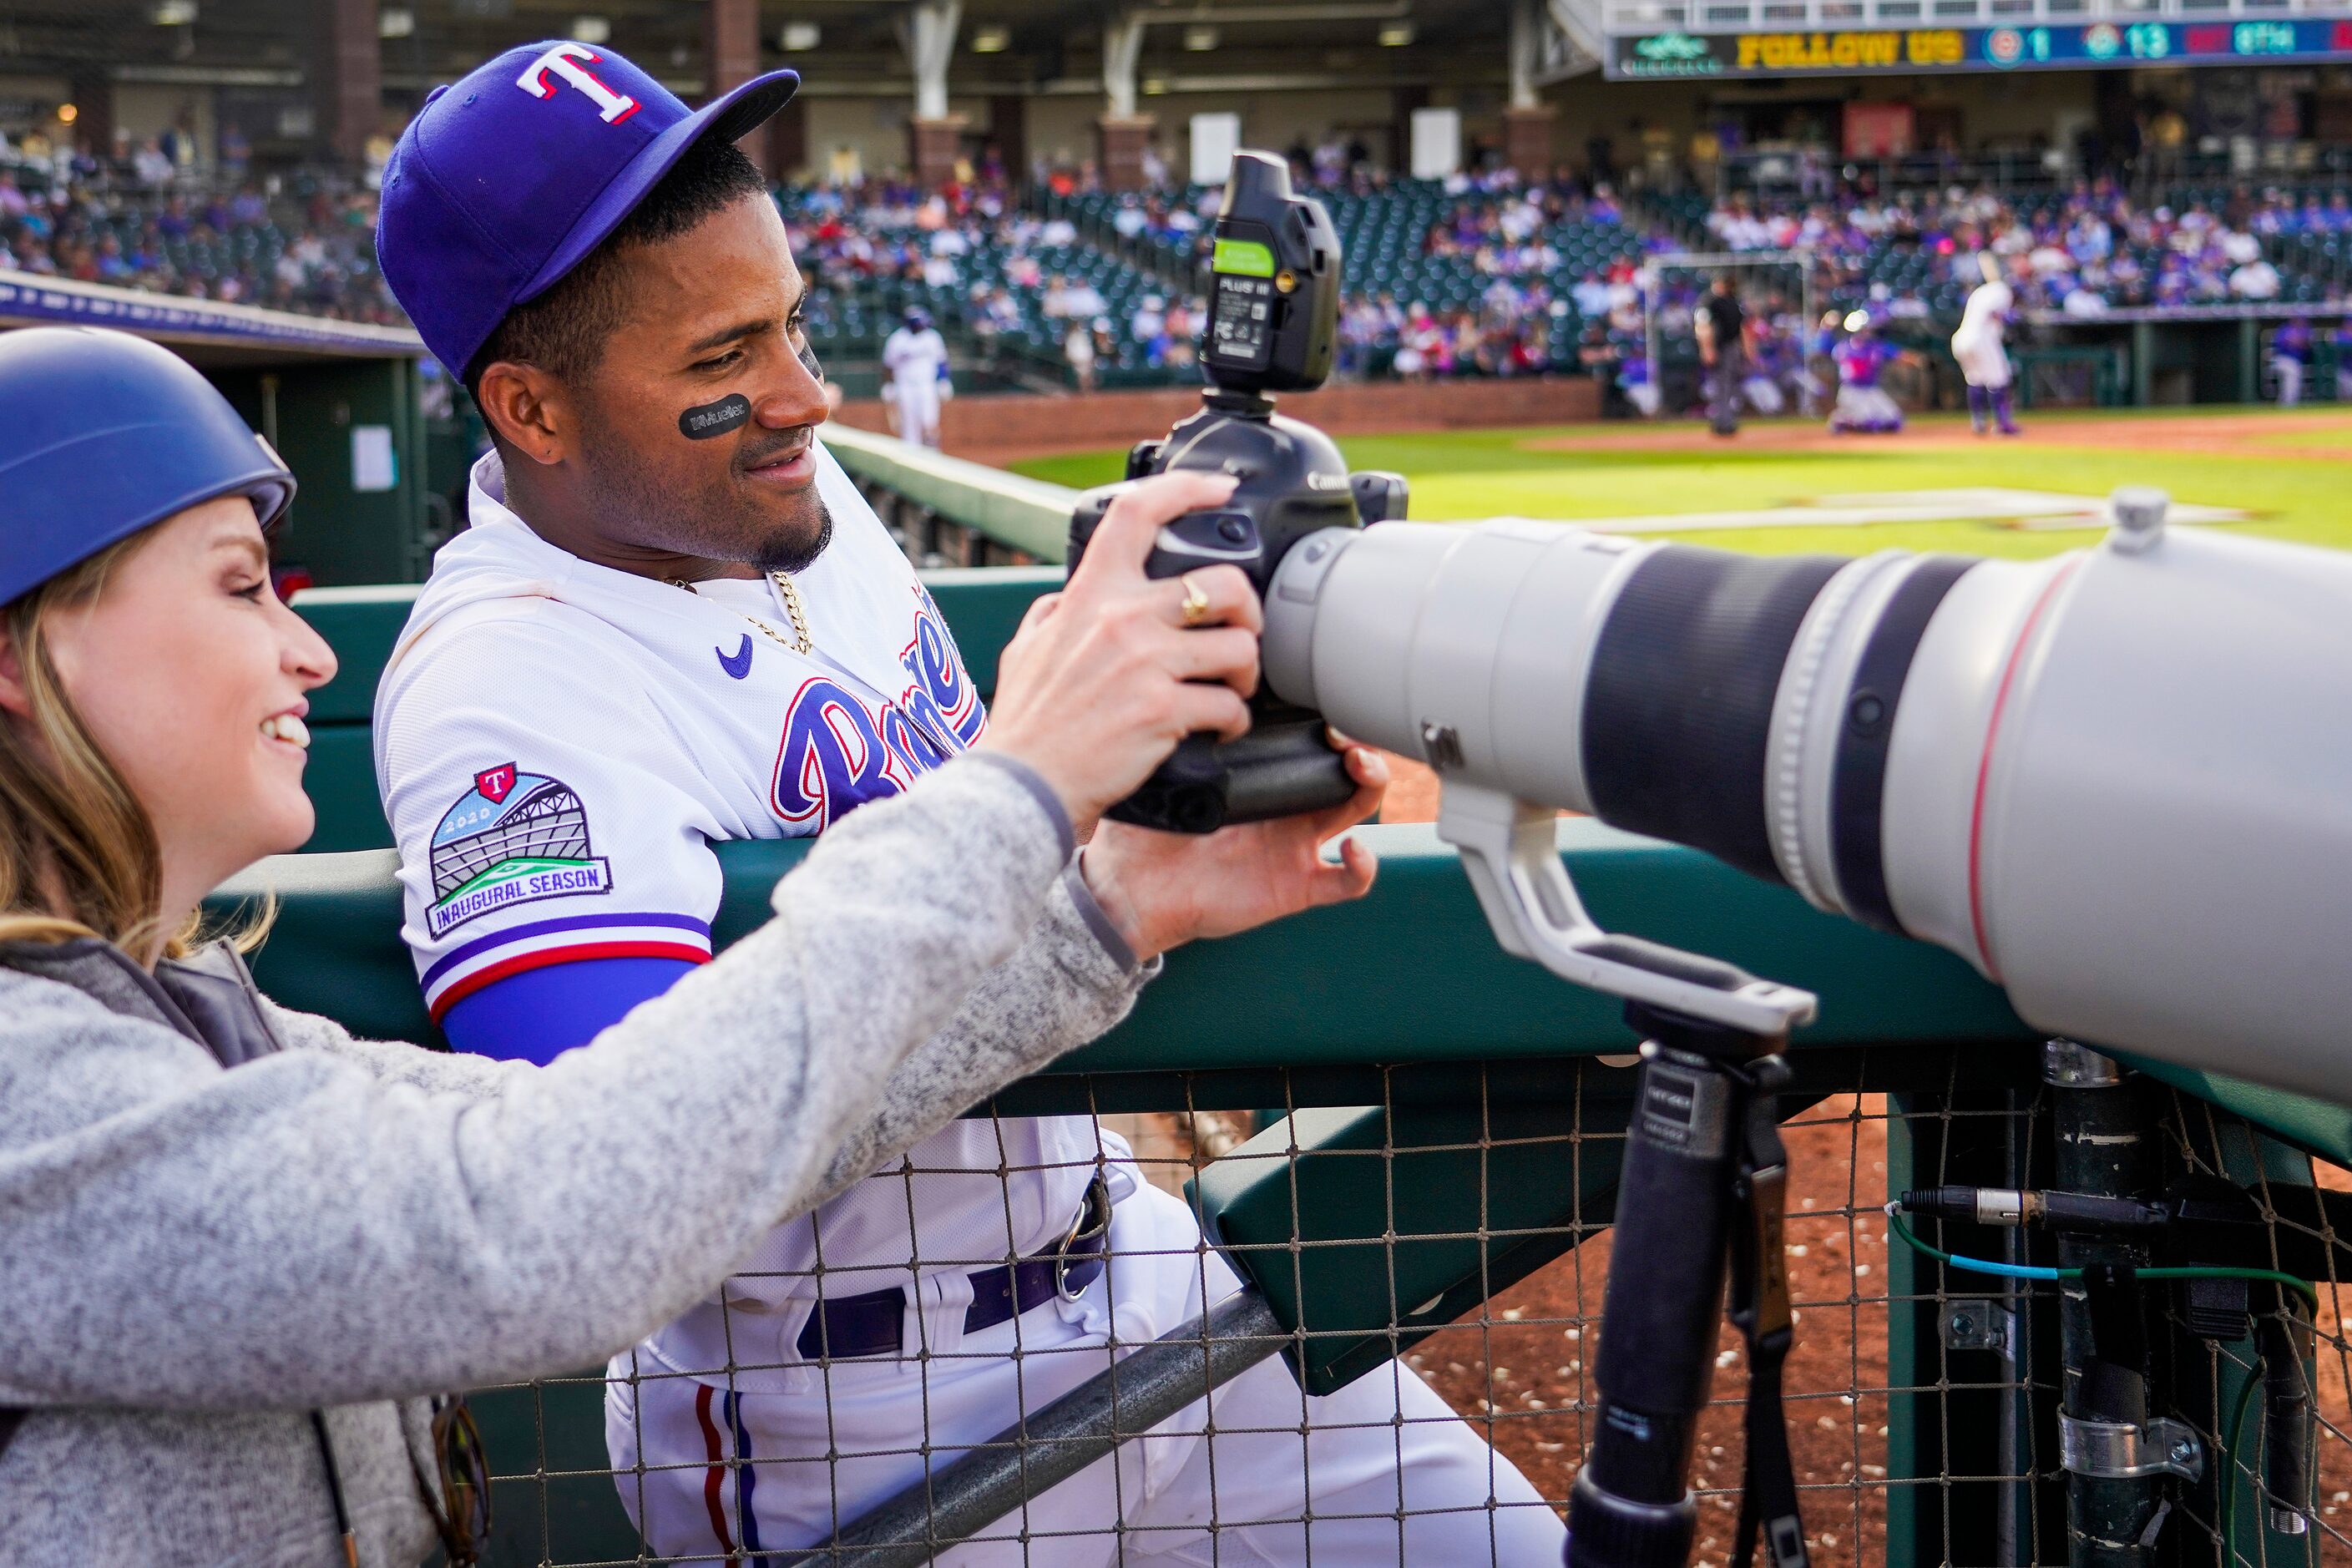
[372,44,1560,1566]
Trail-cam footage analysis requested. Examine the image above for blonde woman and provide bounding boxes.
[0,327,1384,1566]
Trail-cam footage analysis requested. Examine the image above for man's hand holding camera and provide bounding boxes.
[981,470,1383,961]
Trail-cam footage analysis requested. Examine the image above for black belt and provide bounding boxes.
[797,1179,1112,1362]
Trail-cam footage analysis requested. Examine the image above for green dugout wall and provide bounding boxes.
[0,272,440,588]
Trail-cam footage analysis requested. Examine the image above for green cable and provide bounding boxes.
[2217,1357,2264,1567]
[1884,1210,2322,1309]
[1886,1208,2319,1559]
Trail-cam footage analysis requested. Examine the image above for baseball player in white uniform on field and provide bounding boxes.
[371,43,1562,1567]
[883,307,949,448]
[1951,252,2021,437]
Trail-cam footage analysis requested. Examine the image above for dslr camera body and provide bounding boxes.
[1067,150,1405,833]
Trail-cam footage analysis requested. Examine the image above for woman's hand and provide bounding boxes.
[1077,740,1387,964]
[979,471,1262,829]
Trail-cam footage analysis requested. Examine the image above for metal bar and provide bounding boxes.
[781,1289,1289,1566]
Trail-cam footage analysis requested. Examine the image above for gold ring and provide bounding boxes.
[1179,575,1213,628]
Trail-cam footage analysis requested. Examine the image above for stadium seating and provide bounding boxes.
[780,186,1196,389]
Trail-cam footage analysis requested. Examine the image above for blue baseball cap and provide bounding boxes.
[377,42,800,379]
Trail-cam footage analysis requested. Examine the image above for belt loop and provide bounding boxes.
[912,1268,976,1360]
[1056,1177,1115,1303]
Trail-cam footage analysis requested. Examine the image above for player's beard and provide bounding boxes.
[579,420,834,575]
[751,495,833,575]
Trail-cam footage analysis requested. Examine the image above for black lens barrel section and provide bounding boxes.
[1828,556,1977,931]
[1582,547,1845,885]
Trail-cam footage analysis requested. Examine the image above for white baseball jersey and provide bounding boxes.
[1951,278,2015,388]
[882,326,948,391]
[374,442,1111,1384]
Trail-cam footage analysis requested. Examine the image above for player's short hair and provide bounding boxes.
[464,136,768,401]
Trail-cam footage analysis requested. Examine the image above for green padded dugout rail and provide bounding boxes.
[210,818,2352,1164]
[822,422,1077,561]
[215,817,2031,1061]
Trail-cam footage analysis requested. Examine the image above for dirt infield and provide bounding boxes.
[1519,408,2352,463]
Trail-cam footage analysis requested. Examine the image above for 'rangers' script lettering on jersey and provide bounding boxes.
[771,588,986,829]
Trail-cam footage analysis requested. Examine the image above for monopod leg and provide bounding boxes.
[1568,1005,1775,1568]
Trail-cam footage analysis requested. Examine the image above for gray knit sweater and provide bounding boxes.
[0,753,1150,1567]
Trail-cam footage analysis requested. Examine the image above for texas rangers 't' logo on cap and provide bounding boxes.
[514,43,640,124]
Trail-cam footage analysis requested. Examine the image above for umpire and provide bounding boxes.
[1697,272,1748,437]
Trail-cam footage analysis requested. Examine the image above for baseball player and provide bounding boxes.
[1828,310,1909,435]
[883,306,949,447]
[372,45,1562,1566]
[1951,253,2021,437]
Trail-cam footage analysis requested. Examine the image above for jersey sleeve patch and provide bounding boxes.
[427,764,614,938]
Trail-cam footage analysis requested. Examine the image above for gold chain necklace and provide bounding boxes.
[668,571,813,656]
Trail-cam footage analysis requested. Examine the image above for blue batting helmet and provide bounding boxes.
[0,327,296,605]
[904,307,932,331]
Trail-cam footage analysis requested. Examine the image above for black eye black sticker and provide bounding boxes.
[680,393,751,440]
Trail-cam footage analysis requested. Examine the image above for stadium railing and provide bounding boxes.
[821,419,1074,564]
[245,436,2352,1567]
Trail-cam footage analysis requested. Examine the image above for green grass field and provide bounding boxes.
[1011,406,2352,560]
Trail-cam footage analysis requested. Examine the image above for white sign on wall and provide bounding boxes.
[1409,107,1461,180]
[351,426,397,493]
[1190,112,1242,187]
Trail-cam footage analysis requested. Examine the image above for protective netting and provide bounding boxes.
[463,1062,2351,1567]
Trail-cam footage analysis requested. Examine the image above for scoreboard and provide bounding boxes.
[1607,18,2352,77]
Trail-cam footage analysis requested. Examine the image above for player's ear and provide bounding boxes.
[475,360,571,468]
[0,623,31,721]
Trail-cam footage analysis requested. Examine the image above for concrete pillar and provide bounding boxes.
[910,116,969,188]
[1502,108,1557,180]
[989,93,1028,179]
[1096,116,1155,191]
[899,0,962,123]
[1094,8,1152,190]
[897,0,964,185]
[1102,10,1146,121]
[67,70,113,159]
[766,98,808,182]
[704,0,771,171]
[1392,85,1429,177]
[316,0,381,164]
[1502,0,1556,179]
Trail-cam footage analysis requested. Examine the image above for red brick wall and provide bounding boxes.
[834,377,1603,462]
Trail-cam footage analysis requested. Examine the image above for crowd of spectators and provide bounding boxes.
[1320,176,1636,379]
[779,169,1211,386]
[30,111,2352,407]
[1336,284,1580,379]
[1697,177,2340,316]
[0,151,402,325]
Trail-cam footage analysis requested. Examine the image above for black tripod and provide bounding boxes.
[1568,1001,1810,1568]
